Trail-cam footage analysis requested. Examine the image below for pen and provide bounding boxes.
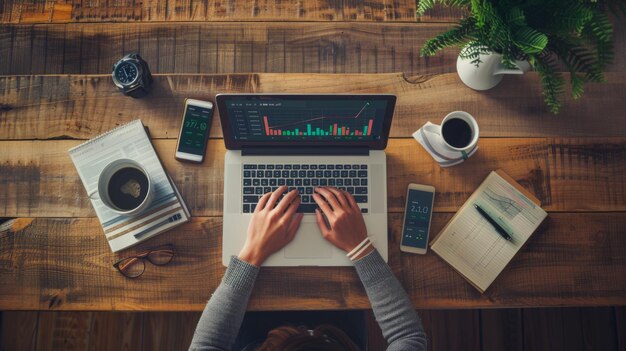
[473,204,513,241]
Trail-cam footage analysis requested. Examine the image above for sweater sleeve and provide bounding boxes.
[353,249,428,351]
[189,256,260,351]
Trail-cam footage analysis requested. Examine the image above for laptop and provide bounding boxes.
[217,94,396,266]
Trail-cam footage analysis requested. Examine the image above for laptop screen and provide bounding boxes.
[217,94,396,150]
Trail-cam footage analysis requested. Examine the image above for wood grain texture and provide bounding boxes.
[1,213,625,311]
[88,312,143,351]
[0,23,460,75]
[520,307,620,351]
[522,308,567,351]
[36,311,92,351]
[3,74,626,141]
[1,137,625,217]
[579,307,620,351]
[1,19,624,75]
[142,312,201,351]
[0,0,422,23]
[616,307,626,351]
[0,311,38,351]
[480,309,523,351]
[419,309,481,351]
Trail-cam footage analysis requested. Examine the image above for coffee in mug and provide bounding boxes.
[90,159,153,215]
[107,167,150,211]
[439,111,479,152]
[442,118,473,149]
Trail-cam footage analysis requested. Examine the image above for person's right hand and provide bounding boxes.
[238,186,303,266]
[312,187,369,254]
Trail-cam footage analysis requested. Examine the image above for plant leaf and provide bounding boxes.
[534,55,565,114]
[513,26,548,54]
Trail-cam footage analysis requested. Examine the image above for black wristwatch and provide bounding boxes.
[112,53,153,98]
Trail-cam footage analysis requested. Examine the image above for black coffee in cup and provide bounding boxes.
[107,167,149,211]
[442,118,473,148]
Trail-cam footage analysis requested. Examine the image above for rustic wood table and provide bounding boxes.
[0,1,625,313]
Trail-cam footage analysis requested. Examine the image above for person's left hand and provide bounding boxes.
[238,186,304,266]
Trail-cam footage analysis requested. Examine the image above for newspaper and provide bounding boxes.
[68,120,190,252]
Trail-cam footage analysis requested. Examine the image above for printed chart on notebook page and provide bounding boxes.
[432,173,547,290]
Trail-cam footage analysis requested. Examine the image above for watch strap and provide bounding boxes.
[123,57,153,98]
[125,85,150,98]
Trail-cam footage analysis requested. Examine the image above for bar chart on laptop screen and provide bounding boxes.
[227,98,387,141]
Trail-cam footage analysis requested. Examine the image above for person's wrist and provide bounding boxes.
[345,234,368,253]
[238,246,265,266]
[351,245,375,261]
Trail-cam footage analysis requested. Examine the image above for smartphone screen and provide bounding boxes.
[402,188,434,249]
[177,103,213,156]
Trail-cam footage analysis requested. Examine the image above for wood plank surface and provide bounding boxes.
[522,307,621,351]
[419,309,481,351]
[0,311,38,351]
[1,213,625,311]
[2,74,626,141]
[87,312,143,351]
[142,312,200,351]
[2,21,624,75]
[0,0,467,24]
[1,137,625,217]
[0,23,460,75]
[480,309,523,351]
[616,307,626,351]
[36,312,92,350]
[0,0,425,23]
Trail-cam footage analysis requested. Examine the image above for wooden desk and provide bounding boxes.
[0,1,625,312]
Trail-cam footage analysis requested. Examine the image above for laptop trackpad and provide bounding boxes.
[284,222,333,259]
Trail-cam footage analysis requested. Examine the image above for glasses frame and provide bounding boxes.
[113,244,175,278]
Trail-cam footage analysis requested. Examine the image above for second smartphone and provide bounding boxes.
[175,98,214,163]
[400,183,436,254]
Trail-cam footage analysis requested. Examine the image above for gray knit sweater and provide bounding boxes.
[189,250,427,350]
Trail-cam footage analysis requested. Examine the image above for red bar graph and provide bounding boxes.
[263,116,270,136]
[263,115,374,137]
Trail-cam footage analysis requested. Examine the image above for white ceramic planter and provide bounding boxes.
[456,45,531,90]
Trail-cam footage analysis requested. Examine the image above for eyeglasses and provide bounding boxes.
[113,244,175,278]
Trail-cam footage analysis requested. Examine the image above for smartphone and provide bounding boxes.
[175,98,214,163]
[400,183,436,254]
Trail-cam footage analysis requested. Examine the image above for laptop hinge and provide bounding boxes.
[241,147,370,156]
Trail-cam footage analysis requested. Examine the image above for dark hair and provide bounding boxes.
[256,324,360,351]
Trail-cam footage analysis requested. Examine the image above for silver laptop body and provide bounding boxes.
[217,94,396,266]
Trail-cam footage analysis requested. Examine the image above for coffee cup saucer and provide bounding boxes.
[413,122,478,167]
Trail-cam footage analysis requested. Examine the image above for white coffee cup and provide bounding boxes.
[424,111,479,152]
[88,159,153,216]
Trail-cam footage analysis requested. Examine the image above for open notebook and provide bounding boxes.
[68,120,190,252]
[430,170,547,292]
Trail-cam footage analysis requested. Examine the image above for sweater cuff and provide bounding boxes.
[223,256,260,291]
[353,249,394,286]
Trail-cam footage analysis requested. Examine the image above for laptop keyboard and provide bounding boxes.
[242,164,369,214]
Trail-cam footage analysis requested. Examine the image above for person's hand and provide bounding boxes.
[312,187,370,256]
[238,186,304,266]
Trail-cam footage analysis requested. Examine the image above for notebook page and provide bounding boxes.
[431,172,547,291]
[68,120,188,252]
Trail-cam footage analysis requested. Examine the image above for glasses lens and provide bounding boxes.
[116,257,145,278]
[148,249,174,265]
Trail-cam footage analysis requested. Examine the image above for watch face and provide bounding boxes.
[114,61,139,85]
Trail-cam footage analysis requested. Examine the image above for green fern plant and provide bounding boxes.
[417,0,623,113]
